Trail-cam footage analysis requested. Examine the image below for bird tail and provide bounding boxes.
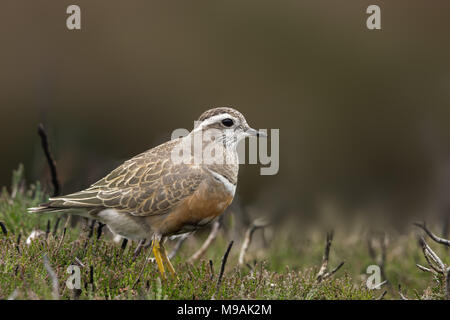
[28,189,102,215]
[27,202,71,214]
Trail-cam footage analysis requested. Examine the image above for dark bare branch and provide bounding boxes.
[45,219,51,240]
[323,261,345,281]
[376,290,387,300]
[0,221,7,236]
[52,217,61,236]
[317,231,333,280]
[121,238,128,250]
[209,260,214,280]
[213,240,234,299]
[96,222,105,240]
[38,123,60,197]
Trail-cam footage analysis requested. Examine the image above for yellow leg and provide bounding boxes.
[152,239,166,279]
[160,245,177,278]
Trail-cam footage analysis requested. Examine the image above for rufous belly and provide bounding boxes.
[147,177,234,236]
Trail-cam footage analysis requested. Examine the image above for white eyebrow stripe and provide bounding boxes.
[193,113,237,131]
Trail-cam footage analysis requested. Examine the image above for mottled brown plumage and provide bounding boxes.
[46,139,204,217]
[29,107,262,278]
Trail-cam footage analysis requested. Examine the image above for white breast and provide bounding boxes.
[207,169,237,196]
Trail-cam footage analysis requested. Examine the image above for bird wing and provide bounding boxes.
[47,140,205,216]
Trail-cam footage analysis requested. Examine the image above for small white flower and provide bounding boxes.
[26,230,45,245]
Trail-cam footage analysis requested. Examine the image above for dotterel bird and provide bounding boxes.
[29,107,264,278]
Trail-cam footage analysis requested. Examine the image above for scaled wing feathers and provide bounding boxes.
[48,141,204,216]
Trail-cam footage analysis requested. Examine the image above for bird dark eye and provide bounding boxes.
[221,118,234,127]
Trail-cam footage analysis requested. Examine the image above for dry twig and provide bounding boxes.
[238,218,270,266]
[132,239,146,261]
[418,237,446,274]
[316,231,345,282]
[412,222,450,300]
[188,219,222,263]
[398,284,409,300]
[132,241,155,290]
[414,221,450,247]
[74,257,86,268]
[52,227,66,256]
[416,264,435,274]
[168,233,189,260]
[445,267,450,300]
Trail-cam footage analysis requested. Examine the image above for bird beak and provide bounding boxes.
[246,128,267,138]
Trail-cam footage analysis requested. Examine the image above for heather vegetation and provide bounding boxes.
[0,166,448,300]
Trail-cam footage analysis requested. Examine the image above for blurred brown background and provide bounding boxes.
[1,1,450,226]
